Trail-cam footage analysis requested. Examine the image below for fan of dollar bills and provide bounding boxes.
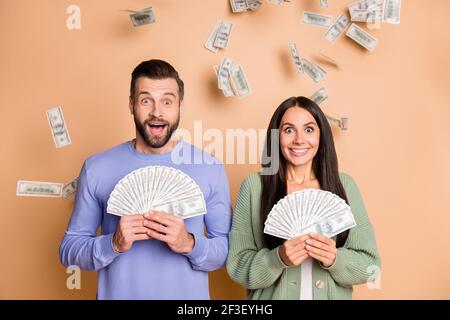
[107,166,206,219]
[264,189,356,239]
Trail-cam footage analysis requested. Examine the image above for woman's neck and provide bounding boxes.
[285,162,315,185]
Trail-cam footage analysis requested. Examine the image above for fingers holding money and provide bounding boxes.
[112,214,151,253]
[305,232,337,267]
[143,211,194,254]
[279,234,310,266]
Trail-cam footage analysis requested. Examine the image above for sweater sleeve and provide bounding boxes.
[321,173,381,287]
[182,163,232,271]
[226,175,288,290]
[59,161,121,272]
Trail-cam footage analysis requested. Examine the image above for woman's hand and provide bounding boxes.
[278,234,309,266]
[305,233,337,268]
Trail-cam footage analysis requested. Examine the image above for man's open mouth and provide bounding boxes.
[146,122,168,135]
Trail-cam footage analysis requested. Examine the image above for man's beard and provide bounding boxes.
[134,113,180,149]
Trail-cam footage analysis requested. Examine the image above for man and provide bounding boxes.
[60,59,232,299]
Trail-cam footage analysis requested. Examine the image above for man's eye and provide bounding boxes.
[164,100,173,106]
[141,98,151,105]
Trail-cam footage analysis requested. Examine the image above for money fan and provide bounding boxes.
[264,189,356,239]
[107,166,206,219]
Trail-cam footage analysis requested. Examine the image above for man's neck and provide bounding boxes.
[132,137,177,155]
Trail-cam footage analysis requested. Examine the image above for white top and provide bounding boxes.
[300,257,313,300]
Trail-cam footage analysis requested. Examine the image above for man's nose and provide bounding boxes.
[148,102,164,118]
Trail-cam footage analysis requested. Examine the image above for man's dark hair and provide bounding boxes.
[130,59,184,102]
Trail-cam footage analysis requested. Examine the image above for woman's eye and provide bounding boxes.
[305,127,314,133]
[284,127,295,134]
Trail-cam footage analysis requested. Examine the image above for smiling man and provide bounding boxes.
[59,59,232,299]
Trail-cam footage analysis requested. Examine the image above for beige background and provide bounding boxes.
[1,0,449,299]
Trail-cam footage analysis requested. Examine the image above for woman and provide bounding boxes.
[226,96,381,300]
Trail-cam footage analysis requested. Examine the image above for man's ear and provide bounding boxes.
[129,97,134,115]
[179,100,184,115]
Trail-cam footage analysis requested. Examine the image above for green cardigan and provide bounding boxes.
[226,172,381,300]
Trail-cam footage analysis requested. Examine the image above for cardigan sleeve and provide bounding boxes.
[321,173,381,287]
[226,174,288,290]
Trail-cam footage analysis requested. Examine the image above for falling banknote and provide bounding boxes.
[16,180,63,198]
[46,106,71,148]
[230,0,262,12]
[302,59,327,83]
[383,0,401,24]
[325,12,350,43]
[205,20,233,53]
[62,178,78,200]
[326,114,349,131]
[215,57,251,98]
[288,43,304,74]
[127,6,156,27]
[302,11,333,28]
[348,0,383,23]
[310,87,328,105]
[346,23,378,51]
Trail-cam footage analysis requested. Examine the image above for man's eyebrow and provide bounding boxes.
[137,92,176,98]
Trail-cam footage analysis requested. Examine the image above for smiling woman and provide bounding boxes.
[226,96,381,300]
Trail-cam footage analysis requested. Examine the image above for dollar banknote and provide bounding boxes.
[325,12,350,43]
[348,0,383,22]
[204,21,222,53]
[215,57,251,97]
[346,23,378,51]
[302,11,333,28]
[326,114,349,131]
[218,57,234,90]
[383,0,401,24]
[246,0,263,11]
[288,43,303,74]
[213,66,234,97]
[152,194,206,219]
[46,107,71,148]
[310,87,328,105]
[230,63,251,97]
[302,59,326,83]
[62,178,78,200]
[268,0,291,5]
[128,6,156,27]
[301,210,356,238]
[230,0,262,12]
[16,180,63,197]
[213,21,233,49]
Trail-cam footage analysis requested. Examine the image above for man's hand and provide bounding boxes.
[143,211,195,254]
[112,215,150,253]
[278,234,310,266]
